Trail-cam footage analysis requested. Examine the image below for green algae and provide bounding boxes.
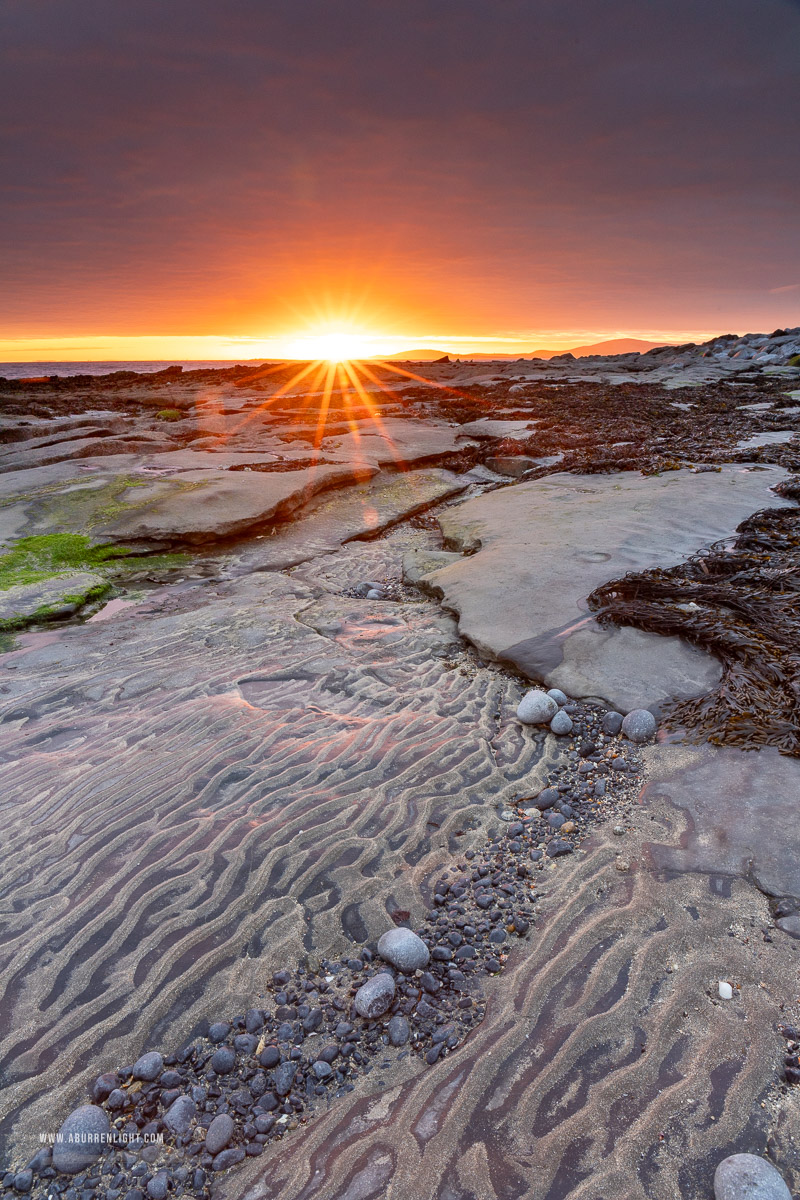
[0,535,132,590]
[0,534,188,596]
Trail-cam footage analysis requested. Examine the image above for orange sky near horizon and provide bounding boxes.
[1,1,798,363]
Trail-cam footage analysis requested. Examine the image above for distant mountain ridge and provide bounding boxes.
[373,338,672,362]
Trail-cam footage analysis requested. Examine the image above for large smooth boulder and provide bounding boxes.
[621,709,657,743]
[51,1105,111,1174]
[377,928,430,972]
[517,689,558,724]
[132,1051,163,1081]
[713,1153,791,1199]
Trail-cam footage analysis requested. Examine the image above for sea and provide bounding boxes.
[0,360,270,380]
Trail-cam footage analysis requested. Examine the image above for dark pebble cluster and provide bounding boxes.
[525,700,644,840]
[2,700,647,1200]
[778,1024,800,1087]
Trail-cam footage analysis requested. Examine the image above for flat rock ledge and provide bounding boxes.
[0,572,108,629]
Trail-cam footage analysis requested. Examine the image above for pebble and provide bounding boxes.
[204,1114,235,1156]
[377,927,430,972]
[273,1062,296,1096]
[387,1015,410,1046]
[532,787,559,810]
[354,972,396,1018]
[259,1046,280,1068]
[546,840,573,858]
[51,1105,111,1174]
[776,914,800,939]
[91,1072,120,1103]
[516,689,558,725]
[163,1094,195,1135]
[146,1173,169,1200]
[13,1171,32,1193]
[210,1047,236,1074]
[132,1052,163,1082]
[713,1153,792,1200]
[718,980,733,1000]
[546,688,568,705]
[550,710,573,736]
[212,1148,245,1172]
[602,711,624,735]
[208,1022,230,1043]
[620,709,657,743]
[245,1008,264,1033]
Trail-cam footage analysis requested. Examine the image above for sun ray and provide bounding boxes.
[340,360,410,472]
[312,360,338,453]
[228,358,326,437]
[233,360,299,389]
[369,359,470,399]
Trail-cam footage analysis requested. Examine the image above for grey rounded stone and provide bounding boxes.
[312,1060,333,1079]
[210,1047,236,1074]
[204,1113,235,1156]
[533,787,559,810]
[602,710,624,735]
[233,1033,258,1054]
[51,1104,111,1174]
[621,709,657,743]
[550,710,573,736]
[163,1094,195,1135]
[516,689,558,725]
[14,1170,33,1193]
[212,1147,245,1172]
[244,1009,264,1033]
[132,1051,163,1082]
[273,1061,296,1096]
[546,688,568,706]
[146,1172,169,1200]
[776,913,800,939]
[387,1015,410,1046]
[91,1072,119,1103]
[377,927,430,972]
[27,1149,51,1173]
[354,972,396,1019]
[207,1022,230,1043]
[713,1153,791,1200]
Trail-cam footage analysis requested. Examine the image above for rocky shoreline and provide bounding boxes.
[1,329,800,1199]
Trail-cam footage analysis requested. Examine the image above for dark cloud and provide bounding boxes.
[1,0,798,335]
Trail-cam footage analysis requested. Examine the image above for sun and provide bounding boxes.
[284,331,373,363]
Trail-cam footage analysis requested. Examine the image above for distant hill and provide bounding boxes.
[372,338,672,362]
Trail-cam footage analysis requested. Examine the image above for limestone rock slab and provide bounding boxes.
[0,572,108,627]
[427,466,789,711]
[643,743,800,902]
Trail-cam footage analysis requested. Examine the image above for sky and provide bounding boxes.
[1,0,799,361]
